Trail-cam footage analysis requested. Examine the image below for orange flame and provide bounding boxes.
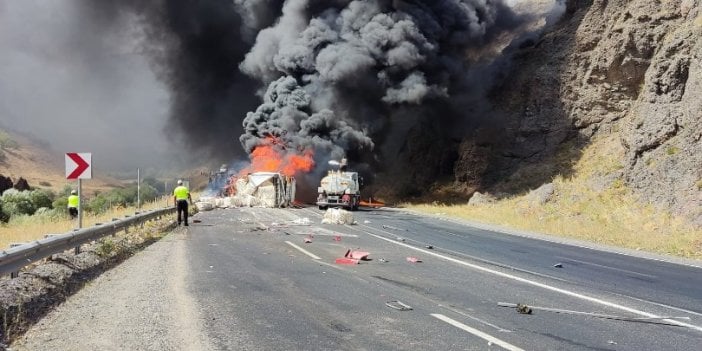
[225,136,314,196]
[245,136,315,176]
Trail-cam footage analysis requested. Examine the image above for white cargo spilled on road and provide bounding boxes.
[321,208,355,225]
[230,172,296,208]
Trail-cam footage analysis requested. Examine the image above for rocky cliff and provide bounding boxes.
[457,0,701,225]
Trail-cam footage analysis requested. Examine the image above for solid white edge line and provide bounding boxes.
[285,241,321,260]
[360,226,702,332]
[431,314,524,351]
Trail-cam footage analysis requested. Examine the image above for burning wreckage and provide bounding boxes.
[197,172,296,211]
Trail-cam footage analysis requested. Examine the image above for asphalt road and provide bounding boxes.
[13,206,702,350]
[187,206,702,350]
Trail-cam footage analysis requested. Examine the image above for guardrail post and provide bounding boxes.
[112,218,119,237]
[9,243,25,278]
[72,228,81,254]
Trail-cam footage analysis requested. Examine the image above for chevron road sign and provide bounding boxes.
[65,153,92,180]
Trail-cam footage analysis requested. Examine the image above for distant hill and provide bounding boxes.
[0,129,122,196]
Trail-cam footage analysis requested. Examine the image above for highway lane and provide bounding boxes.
[185,206,702,350]
[354,208,702,316]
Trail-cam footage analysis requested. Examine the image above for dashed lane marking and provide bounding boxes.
[431,314,525,351]
[285,241,321,260]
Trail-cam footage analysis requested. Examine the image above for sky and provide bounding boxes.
[0,0,175,173]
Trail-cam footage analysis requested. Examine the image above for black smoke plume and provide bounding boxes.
[238,0,523,194]
[84,0,526,195]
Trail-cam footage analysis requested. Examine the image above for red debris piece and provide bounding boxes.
[335,257,359,265]
[346,250,370,260]
[406,257,422,263]
[333,235,342,242]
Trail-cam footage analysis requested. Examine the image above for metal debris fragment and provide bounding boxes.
[498,302,691,325]
[385,300,413,311]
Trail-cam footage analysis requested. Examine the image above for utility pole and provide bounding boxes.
[137,168,141,211]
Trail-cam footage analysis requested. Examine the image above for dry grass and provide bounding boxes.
[406,135,702,259]
[0,196,175,250]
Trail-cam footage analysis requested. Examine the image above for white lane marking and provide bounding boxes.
[610,293,702,318]
[359,226,702,332]
[556,257,657,279]
[431,314,524,351]
[285,241,321,260]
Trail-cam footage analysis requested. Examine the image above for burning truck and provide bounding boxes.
[227,172,296,208]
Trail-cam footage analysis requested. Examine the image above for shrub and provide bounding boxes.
[1,189,36,216]
[52,197,68,211]
[86,195,109,214]
[29,189,55,209]
[0,201,9,223]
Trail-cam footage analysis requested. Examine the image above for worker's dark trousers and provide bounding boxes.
[177,200,189,225]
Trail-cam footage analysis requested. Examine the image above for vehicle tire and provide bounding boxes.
[319,206,327,210]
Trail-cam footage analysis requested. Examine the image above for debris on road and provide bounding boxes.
[345,249,370,260]
[378,258,389,263]
[335,249,371,264]
[425,245,433,249]
[497,302,691,325]
[385,300,413,311]
[396,237,405,242]
[193,219,202,223]
[406,257,422,263]
[333,235,342,242]
[321,208,355,224]
[363,220,371,224]
[194,201,214,211]
[291,217,312,225]
[335,257,359,265]
[553,263,563,268]
[303,235,313,243]
[382,224,406,231]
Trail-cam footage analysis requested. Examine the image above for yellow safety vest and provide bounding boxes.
[68,195,79,208]
[174,186,189,200]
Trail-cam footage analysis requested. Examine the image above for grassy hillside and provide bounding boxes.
[407,134,702,259]
[0,129,121,195]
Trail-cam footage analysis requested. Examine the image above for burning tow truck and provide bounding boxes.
[316,158,361,211]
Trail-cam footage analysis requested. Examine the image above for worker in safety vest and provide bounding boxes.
[173,180,192,226]
[67,190,79,219]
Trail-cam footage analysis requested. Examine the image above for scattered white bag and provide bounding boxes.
[195,201,214,211]
[292,217,312,225]
[321,208,355,225]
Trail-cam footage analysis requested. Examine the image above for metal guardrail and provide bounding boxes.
[0,207,176,277]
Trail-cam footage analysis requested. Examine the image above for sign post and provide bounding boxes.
[66,153,92,230]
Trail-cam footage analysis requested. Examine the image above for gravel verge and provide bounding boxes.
[0,219,179,349]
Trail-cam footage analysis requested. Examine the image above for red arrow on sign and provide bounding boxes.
[66,153,90,179]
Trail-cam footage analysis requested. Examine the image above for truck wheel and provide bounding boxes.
[319,206,327,210]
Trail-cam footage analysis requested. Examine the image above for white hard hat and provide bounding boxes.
[177,179,183,185]
[71,190,77,195]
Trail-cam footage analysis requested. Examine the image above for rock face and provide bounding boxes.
[465,0,701,225]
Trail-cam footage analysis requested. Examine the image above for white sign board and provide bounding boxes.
[65,152,92,179]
